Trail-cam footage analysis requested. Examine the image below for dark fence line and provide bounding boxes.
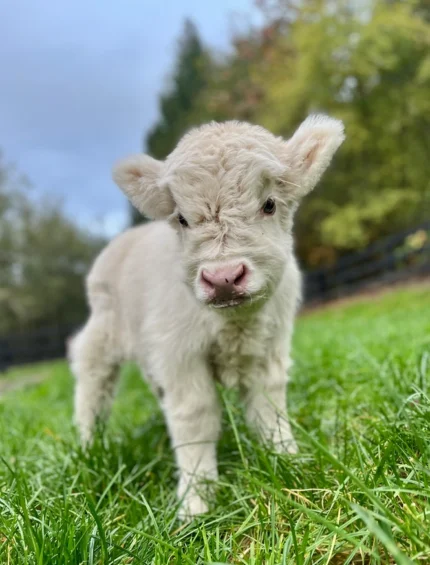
[303,221,430,302]
[0,324,79,373]
[1,223,429,371]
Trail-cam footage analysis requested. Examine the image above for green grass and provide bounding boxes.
[1,285,430,564]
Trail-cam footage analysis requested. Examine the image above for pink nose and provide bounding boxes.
[201,263,248,300]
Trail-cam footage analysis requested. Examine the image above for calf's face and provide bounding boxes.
[113,116,344,310]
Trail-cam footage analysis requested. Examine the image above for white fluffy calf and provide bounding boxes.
[71,115,344,518]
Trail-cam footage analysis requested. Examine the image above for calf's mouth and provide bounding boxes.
[209,295,250,309]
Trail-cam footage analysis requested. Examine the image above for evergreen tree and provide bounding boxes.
[131,20,211,225]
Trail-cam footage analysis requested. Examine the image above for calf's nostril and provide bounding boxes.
[201,270,214,289]
[233,265,246,286]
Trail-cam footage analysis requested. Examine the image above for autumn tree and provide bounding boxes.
[253,0,430,264]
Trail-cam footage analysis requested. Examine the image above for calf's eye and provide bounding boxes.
[262,198,276,215]
[178,213,189,227]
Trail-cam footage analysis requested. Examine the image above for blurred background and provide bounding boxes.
[0,0,429,366]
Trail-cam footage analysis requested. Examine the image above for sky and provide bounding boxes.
[1,0,260,237]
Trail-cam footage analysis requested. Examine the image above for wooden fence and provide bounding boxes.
[1,222,429,371]
[304,221,430,302]
[0,324,79,373]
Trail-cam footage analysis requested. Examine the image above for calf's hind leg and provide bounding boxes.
[70,312,119,445]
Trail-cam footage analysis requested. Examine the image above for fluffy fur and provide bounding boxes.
[71,115,345,518]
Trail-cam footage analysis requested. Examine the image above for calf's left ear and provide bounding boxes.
[283,114,345,197]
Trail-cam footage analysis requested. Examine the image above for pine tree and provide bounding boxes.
[131,20,210,225]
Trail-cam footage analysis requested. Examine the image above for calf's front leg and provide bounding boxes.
[160,358,221,519]
[242,356,297,454]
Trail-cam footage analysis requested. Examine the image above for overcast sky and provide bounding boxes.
[1,0,259,236]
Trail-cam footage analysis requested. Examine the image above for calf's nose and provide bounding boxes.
[201,263,247,299]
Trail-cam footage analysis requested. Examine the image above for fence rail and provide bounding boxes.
[1,223,429,371]
[0,324,79,372]
[304,221,430,302]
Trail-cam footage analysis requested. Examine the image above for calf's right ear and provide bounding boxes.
[112,154,175,220]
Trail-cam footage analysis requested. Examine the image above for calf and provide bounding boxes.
[70,115,344,518]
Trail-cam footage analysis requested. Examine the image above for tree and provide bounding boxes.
[0,154,105,334]
[255,0,430,264]
[132,20,212,225]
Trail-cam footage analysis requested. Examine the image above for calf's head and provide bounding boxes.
[113,116,344,310]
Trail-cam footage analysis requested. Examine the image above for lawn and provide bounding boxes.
[1,285,429,564]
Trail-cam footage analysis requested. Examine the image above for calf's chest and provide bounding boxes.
[208,319,272,389]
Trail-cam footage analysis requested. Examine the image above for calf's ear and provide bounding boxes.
[283,114,345,197]
[112,154,175,219]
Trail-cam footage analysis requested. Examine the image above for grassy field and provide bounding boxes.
[1,285,429,564]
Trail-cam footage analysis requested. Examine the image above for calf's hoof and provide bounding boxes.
[178,493,209,521]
